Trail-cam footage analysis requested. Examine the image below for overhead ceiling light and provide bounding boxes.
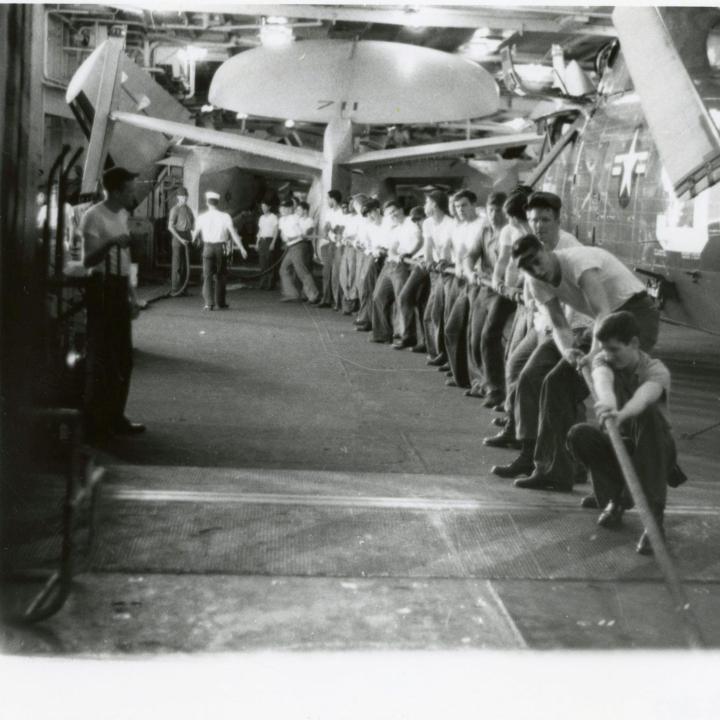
[472,27,491,39]
[260,23,294,47]
[404,5,425,29]
[201,104,214,113]
[284,119,295,128]
[460,38,502,60]
[266,15,288,25]
[177,45,208,63]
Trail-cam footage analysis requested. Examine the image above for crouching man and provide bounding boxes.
[566,311,681,555]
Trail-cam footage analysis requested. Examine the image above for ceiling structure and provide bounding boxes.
[47,4,617,152]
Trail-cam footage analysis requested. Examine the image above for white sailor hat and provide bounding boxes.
[205,190,220,200]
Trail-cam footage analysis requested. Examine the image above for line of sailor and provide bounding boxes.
[308,185,680,556]
[80,166,683,557]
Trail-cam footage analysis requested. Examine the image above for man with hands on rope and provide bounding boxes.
[566,311,682,555]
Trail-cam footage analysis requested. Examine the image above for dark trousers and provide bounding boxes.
[202,243,227,308]
[371,262,410,342]
[257,237,274,290]
[399,265,430,345]
[504,312,537,414]
[356,255,378,326]
[171,231,191,293]
[331,244,345,310]
[423,271,446,359]
[84,275,133,436]
[567,406,674,512]
[444,282,471,388]
[320,243,335,304]
[471,291,515,395]
[533,295,661,483]
[280,243,320,301]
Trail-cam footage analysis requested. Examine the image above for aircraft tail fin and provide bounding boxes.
[613,6,720,198]
[66,40,192,195]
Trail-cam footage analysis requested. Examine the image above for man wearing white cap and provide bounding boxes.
[194,190,248,310]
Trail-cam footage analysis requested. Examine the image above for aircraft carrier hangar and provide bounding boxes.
[2,4,720,718]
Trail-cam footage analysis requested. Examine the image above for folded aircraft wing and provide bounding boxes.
[342,133,543,168]
[111,112,326,171]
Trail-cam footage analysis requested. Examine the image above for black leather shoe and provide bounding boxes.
[342,310,353,315]
[411,344,427,354]
[318,302,332,308]
[218,303,230,309]
[427,356,446,367]
[597,501,624,528]
[369,337,390,343]
[492,455,533,479]
[514,471,573,492]
[636,531,653,555]
[483,429,521,450]
[355,323,371,332]
[438,363,450,372]
[445,378,458,387]
[113,418,146,435]
[580,495,599,509]
[492,416,509,428]
[393,339,414,350]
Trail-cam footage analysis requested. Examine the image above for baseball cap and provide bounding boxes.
[205,190,220,201]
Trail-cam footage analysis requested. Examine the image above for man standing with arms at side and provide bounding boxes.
[318,190,344,308]
[80,167,145,442]
[194,190,248,311]
[167,186,194,296]
[256,200,278,291]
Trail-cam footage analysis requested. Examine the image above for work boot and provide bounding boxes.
[427,354,447,366]
[492,440,534,479]
[514,470,573,492]
[636,507,665,555]
[483,418,520,449]
[580,494,599,509]
[597,500,624,529]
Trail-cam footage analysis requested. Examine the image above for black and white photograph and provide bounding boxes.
[1,2,720,717]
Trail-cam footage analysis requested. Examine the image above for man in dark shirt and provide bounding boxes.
[567,311,679,554]
[168,187,194,295]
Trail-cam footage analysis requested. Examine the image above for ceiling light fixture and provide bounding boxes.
[260,16,294,47]
[284,119,295,128]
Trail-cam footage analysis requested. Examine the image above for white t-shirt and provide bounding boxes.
[258,212,278,238]
[279,213,305,247]
[196,207,239,245]
[342,212,360,245]
[297,215,315,238]
[450,217,484,265]
[363,220,385,255]
[498,223,524,287]
[322,207,346,247]
[372,219,394,255]
[398,217,422,259]
[528,246,646,318]
[525,230,592,332]
[80,202,131,276]
[422,214,455,263]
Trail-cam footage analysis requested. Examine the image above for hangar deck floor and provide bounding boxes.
[3,285,720,653]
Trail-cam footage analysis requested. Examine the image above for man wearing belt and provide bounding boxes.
[490,191,587,473]
[420,190,455,364]
[370,200,421,343]
[80,167,144,441]
[194,190,248,311]
[278,199,321,303]
[256,201,278,291]
[510,233,660,492]
[461,191,509,403]
[168,186,194,295]
[443,190,484,389]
